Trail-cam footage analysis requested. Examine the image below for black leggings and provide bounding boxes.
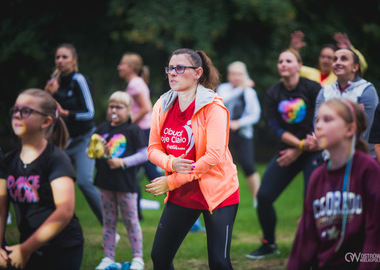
[257,151,321,244]
[151,201,238,270]
[229,132,255,176]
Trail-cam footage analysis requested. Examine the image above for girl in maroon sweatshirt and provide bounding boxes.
[288,98,380,270]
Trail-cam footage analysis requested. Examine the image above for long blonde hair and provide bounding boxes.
[122,52,150,85]
[51,43,79,81]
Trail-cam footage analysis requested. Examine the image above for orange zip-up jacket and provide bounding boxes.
[148,84,239,213]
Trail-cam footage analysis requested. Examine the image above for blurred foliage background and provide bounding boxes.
[1,0,380,160]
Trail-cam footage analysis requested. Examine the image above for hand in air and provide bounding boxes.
[290,30,307,50]
[334,32,352,49]
[44,78,59,95]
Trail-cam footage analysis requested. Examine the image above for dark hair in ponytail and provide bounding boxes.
[169,48,220,90]
[21,89,69,149]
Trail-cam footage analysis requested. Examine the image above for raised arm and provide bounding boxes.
[290,30,307,51]
[334,32,368,74]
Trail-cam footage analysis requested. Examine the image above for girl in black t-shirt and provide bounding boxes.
[0,89,83,270]
[89,91,147,270]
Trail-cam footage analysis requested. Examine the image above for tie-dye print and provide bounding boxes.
[104,134,127,158]
[278,98,306,123]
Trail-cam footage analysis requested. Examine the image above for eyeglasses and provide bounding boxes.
[164,65,199,74]
[319,55,334,60]
[108,105,127,110]
[10,106,48,119]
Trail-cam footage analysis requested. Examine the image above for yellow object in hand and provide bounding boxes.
[87,134,105,159]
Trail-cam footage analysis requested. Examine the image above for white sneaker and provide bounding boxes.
[115,233,121,244]
[7,212,11,225]
[130,257,144,270]
[140,198,160,210]
[95,257,115,270]
[253,199,258,208]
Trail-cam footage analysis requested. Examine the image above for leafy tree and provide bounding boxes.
[1,0,380,160]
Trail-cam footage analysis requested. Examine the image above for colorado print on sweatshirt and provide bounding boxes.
[313,190,362,239]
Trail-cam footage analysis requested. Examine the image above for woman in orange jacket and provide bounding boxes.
[146,48,239,269]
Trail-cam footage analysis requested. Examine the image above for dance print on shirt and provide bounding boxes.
[7,175,40,202]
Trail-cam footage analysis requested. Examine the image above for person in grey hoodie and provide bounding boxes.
[315,48,379,157]
[217,61,261,208]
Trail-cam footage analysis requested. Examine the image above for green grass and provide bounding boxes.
[5,164,305,269]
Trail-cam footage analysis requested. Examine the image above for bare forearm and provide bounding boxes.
[0,215,7,248]
[21,208,73,253]
[132,109,149,124]
[0,183,9,247]
[281,131,302,148]
[132,92,152,124]
[375,144,380,163]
